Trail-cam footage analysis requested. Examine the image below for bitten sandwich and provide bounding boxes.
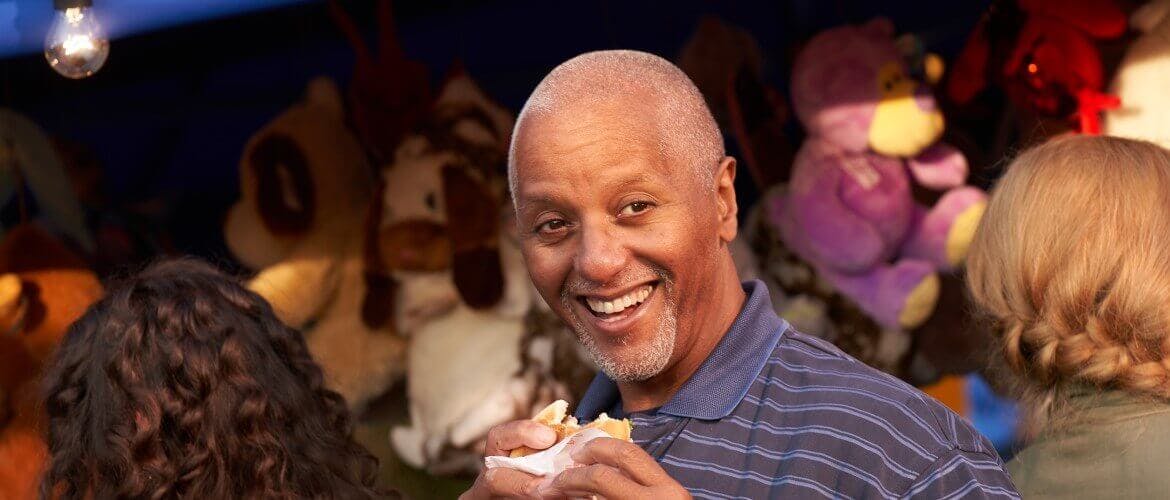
[509,400,633,457]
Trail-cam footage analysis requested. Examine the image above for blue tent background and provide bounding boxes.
[1,0,991,261]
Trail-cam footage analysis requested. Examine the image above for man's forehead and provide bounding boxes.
[515,108,664,166]
[515,157,668,200]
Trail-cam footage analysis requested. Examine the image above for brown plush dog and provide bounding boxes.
[0,224,102,499]
[362,66,516,334]
[365,70,593,473]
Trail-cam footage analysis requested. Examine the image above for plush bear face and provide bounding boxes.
[377,137,459,272]
[224,78,373,270]
[373,74,512,273]
[362,73,514,327]
[791,18,944,157]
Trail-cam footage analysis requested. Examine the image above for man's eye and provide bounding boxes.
[620,201,652,216]
[537,219,568,233]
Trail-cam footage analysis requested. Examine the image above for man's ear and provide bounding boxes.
[715,156,738,244]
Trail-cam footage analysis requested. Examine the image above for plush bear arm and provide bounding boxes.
[248,256,341,328]
[906,143,968,191]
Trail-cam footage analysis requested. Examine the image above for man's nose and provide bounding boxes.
[574,221,628,285]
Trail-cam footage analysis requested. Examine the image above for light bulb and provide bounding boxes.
[43,2,109,79]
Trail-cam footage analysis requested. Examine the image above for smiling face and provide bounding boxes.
[512,99,731,382]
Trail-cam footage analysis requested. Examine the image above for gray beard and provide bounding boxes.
[560,277,677,383]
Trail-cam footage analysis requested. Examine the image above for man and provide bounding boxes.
[462,50,1019,499]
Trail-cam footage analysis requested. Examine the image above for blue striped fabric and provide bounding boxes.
[575,280,1019,499]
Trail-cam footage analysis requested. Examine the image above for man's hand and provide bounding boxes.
[459,420,559,500]
[535,437,691,499]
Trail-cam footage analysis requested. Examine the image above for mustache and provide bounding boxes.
[559,265,673,300]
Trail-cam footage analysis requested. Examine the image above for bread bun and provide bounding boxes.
[509,400,632,457]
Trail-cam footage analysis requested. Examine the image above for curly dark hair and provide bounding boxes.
[40,259,385,499]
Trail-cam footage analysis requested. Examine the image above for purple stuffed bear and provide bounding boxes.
[768,18,987,330]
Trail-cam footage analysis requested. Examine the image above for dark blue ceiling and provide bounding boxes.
[1,0,313,58]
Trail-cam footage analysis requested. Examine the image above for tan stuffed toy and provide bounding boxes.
[366,69,587,473]
[0,223,102,499]
[223,77,405,412]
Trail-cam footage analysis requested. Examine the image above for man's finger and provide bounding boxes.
[569,437,666,486]
[461,467,543,500]
[484,419,559,457]
[539,464,642,499]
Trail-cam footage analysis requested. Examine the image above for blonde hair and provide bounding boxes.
[968,135,1170,423]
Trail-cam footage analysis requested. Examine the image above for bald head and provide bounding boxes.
[508,50,724,193]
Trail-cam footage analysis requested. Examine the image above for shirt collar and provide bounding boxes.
[575,279,788,421]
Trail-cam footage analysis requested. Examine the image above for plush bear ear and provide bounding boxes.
[441,165,504,309]
[946,20,991,105]
[249,133,316,235]
[861,17,895,38]
[304,77,346,120]
[726,65,794,189]
[362,270,399,330]
[361,177,398,329]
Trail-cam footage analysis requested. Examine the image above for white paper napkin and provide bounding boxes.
[483,427,613,476]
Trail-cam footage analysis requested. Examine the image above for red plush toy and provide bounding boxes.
[329,0,432,161]
[947,0,1127,134]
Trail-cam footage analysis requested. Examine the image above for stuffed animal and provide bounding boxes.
[368,69,587,473]
[1104,0,1170,147]
[329,0,431,161]
[677,16,796,191]
[53,136,175,277]
[0,109,93,251]
[947,0,1127,134]
[0,223,102,499]
[223,77,406,412]
[361,66,516,334]
[770,18,987,332]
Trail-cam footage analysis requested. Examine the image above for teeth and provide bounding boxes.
[585,285,654,315]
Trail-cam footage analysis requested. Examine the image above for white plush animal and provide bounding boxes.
[368,70,587,473]
[1104,0,1170,146]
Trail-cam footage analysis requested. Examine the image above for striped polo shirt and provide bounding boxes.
[575,280,1019,499]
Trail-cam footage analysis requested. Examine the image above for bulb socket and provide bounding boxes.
[53,0,93,10]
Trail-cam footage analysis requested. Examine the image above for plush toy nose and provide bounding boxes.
[379,219,452,272]
[0,274,26,338]
[914,87,936,112]
[868,87,945,158]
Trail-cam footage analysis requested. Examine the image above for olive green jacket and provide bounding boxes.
[1008,389,1170,499]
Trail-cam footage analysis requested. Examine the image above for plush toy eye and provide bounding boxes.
[425,192,437,211]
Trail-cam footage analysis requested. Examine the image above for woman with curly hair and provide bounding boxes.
[967,135,1170,497]
[40,259,387,499]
